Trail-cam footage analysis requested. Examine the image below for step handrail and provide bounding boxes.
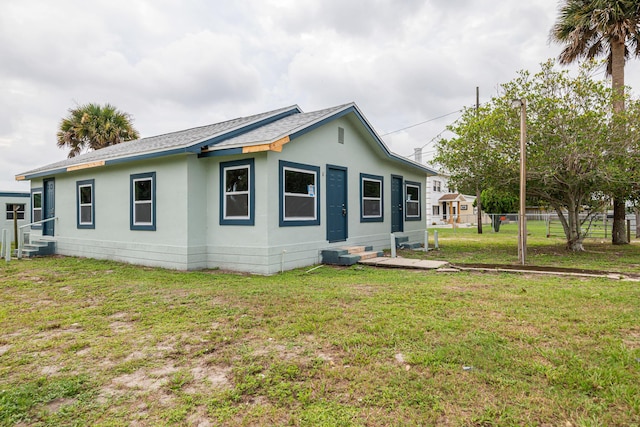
[17,217,58,259]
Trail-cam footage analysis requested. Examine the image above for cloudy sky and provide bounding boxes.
[2,0,639,191]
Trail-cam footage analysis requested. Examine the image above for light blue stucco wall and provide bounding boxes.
[202,115,427,274]
[28,156,197,269]
[23,115,428,274]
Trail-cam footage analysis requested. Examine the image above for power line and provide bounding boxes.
[380,109,463,136]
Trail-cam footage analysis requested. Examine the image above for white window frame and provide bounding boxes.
[405,183,421,219]
[223,164,251,220]
[282,165,318,223]
[361,177,382,220]
[131,173,155,230]
[32,190,42,226]
[77,181,94,228]
[133,178,153,225]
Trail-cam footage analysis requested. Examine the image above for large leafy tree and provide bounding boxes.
[551,0,640,244]
[435,60,640,251]
[57,103,140,158]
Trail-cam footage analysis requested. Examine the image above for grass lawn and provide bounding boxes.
[1,231,639,426]
[420,220,640,274]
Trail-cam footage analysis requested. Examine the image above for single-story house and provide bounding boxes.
[437,193,476,224]
[16,102,436,274]
[1,191,31,243]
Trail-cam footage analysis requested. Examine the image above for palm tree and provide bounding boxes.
[57,103,140,158]
[551,0,640,245]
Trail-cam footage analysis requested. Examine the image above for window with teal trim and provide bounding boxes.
[76,179,95,229]
[360,173,383,222]
[31,188,43,228]
[279,160,320,226]
[130,172,156,231]
[405,181,421,221]
[220,159,254,225]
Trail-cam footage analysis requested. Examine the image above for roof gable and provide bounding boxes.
[200,103,437,176]
[438,193,468,202]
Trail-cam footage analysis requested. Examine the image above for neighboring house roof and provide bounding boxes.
[17,102,436,180]
[438,193,468,203]
[0,192,30,198]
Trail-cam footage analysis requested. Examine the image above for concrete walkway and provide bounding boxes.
[358,256,449,270]
[358,257,640,280]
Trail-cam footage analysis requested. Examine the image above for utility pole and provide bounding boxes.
[475,86,483,234]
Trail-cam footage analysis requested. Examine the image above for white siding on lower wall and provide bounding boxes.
[207,230,422,275]
[53,237,208,270]
[44,230,426,274]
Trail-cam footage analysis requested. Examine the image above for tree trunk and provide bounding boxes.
[476,186,483,234]
[611,39,628,245]
[555,202,585,252]
[635,208,640,238]
[612,199,628,244]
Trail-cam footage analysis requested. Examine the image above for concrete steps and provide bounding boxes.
[394,235,423,250]
[321,245,384,266]
[15,240,56,258]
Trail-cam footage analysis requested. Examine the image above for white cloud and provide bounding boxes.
[1,0,639,191]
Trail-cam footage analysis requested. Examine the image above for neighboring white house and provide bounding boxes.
[16,103,436,274]
[1,191,31,243]
[423,172,477,225]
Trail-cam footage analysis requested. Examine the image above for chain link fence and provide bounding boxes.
[432,212,638,240]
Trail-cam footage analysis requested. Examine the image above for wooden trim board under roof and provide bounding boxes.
[66,161,106,172]
[202,135,291,154]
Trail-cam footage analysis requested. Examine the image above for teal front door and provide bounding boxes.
[391,175,403,233]
[43,178,55,236]
[326,165,347,242]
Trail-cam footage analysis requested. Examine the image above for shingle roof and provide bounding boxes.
[438,193,467,202]
[17,102,437,180]
[212,104,350,149]
[18,105,300,178]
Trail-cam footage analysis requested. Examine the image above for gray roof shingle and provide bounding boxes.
[19,105,300,177]
[212,104,351,149]
[18,102,437,179]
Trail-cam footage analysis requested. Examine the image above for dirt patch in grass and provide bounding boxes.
[43,397,77,413]
[622,328,640,349]
[0,344,11,356]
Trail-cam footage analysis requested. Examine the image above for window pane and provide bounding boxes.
[363,180,380,198]
[285,195,314,218]
[226,194,249,217]
[363,200,381,217]
[226,168,249,192]
[80,206,92,223]
[33,193,42,208]
[80,186,92,204]
[135,179,152,201]
[407,202,419,216]
[407,186,419,201]
[34,209,42,222]
[135,203,152,223]
[285,170,314,194]
[6,204,25,220]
